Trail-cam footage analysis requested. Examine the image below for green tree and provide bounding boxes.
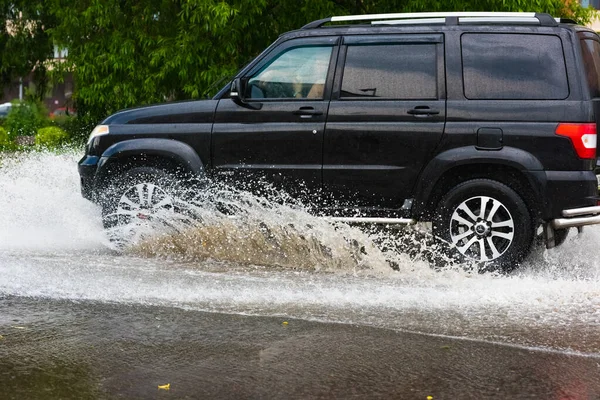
[48,1,262,121]
[46,0,594,124]
[0,1,56,101]
[372,0,594,20]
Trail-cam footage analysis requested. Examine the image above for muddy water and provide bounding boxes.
[0,151,599,397]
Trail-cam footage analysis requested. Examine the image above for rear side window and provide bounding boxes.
[340,44,437,99]
[580,38,600,98]
[461,33,569,100]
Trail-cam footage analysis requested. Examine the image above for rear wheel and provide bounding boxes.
[432,179,534,272]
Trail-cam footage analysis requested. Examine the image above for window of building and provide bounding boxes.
[53,45,68,59]
[581,0,600,9]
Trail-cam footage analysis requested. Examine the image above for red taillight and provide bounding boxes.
[556,123,597,159]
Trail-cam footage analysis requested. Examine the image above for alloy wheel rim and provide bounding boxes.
[116,182,174,220]
[449,196,514,262]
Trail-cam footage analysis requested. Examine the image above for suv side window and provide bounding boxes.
[461,33,569,100]
[579,38,600,98]
[246,46,333,100]
[340,44,437,99]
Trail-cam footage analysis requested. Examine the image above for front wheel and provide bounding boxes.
[432,179,534,272]
[100,166,195,246]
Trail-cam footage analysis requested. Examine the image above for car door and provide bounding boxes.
[212,36,339,201]
[323,34,446,211]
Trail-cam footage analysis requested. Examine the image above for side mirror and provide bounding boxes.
[230,78,261,110]
[230,78,243,100]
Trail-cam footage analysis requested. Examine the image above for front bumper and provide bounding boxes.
[551,205,600,229]
[78,155,99,202]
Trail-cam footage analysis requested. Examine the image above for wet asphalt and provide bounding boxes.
[0,296,599,400]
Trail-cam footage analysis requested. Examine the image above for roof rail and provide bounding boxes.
[301,12,559,29]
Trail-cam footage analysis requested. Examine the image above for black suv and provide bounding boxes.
[79,11,600,270]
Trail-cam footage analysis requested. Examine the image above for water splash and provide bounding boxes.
[2,150,599,280]
[0,150,599,354]
[0,150,106,252]
[123,184,415,274]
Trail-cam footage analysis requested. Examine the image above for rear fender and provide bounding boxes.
[413,146,544,218]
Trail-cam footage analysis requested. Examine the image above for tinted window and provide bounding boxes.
[462,34,568,100]
[340,44,437,99]
[580,38,600,98]
[247,46,332,99]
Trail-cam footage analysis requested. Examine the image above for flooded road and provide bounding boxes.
[2,297,599,400]
[0,151,599,398]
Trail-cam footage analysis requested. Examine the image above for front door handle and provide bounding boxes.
[407,106,440,117]
[293,106,323,118]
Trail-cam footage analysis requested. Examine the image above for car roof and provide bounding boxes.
[278,12,586,40]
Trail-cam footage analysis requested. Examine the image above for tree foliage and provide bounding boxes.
[20,0,600,123]
[0,1,55,101]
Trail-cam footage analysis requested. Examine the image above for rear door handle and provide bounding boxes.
[407,106,440,117]
[293,106,323,118]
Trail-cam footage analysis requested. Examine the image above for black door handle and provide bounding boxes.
[407,106,440,116]
[293,107,323,117]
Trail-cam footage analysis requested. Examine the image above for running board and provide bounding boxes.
[326,217,416,225]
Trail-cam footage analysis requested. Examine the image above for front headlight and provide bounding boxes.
[87,125,109,144]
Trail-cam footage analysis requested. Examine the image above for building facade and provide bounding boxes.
[0,46,74,114]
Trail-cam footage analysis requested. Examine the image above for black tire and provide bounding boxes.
[100,166,183,230]
[432,179,534,272]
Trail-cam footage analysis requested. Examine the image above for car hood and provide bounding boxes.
[102,99,219,125]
